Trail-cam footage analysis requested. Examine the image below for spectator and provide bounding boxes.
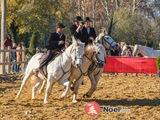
[3,34,12,62]
[11,43,17,73]
[16,43,22,72]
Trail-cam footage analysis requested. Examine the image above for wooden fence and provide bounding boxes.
[0,46,27,74]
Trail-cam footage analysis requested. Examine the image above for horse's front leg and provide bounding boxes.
[59,79,70,99]
[32,78,43,99]
[44,76,53,104]
[72,78,83,103]
[83,72,101,98]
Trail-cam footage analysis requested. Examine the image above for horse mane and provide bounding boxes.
[119,42,126,48]
[85,44,97,55]
[95,28,107,42]
[95,42,107,57]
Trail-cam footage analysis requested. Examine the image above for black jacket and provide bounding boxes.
[83,27,96,46]
[70,24,85,43]
[46,32,65,50]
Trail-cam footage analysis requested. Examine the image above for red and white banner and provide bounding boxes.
[104,57,157,74]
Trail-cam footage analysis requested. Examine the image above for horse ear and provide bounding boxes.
[71,36,78,45]
[101,27,106,34]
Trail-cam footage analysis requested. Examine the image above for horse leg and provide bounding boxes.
[72,78,83,103]
[44,76,54,104]
[15,72,32,99]
[32,78,43,99]
[48,81,56,96]
[39,80,46,94]
[83,73,96,98]
[59,79,70,99]
[84,72,101,98]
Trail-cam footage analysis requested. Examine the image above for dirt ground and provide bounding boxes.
[0,73,160,120]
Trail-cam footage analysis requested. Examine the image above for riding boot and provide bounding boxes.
[33,49,53,77]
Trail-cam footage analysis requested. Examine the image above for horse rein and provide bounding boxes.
[75,51,101,81]
[58,46,82,81]
[101,36,115,50]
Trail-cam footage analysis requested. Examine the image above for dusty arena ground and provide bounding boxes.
[0,73,160,120]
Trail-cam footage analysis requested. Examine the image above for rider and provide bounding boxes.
[34,23,66,76]
[70,16,86,45]
[83,17,96,46]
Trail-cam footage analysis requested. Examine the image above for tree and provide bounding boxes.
[28,31,38,54]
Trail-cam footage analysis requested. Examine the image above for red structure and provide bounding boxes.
[104,57,157,74]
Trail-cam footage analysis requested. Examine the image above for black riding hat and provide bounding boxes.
[56,23,65,28]
[74,16,82,22]
[85,17,92,22]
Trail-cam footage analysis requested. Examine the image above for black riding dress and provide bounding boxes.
[38,32,66,69]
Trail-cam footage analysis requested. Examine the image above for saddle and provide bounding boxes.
[37,51,62,77]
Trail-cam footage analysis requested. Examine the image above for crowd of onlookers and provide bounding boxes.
[3,34,22,73]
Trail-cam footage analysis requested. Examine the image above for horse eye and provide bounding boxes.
[106,37,109,39]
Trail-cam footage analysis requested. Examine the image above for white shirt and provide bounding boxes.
[87,27,90,34]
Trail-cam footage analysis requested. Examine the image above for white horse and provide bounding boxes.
[120,43,135,56]
[82,29,119,98]
[69,43,106,103]
[133,44,160,58]
[15,37,85,104]
[95,29,118,50]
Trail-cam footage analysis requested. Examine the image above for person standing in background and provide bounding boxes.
[3,34,12,62]
[16,43,22,72]
[11,43,17,73]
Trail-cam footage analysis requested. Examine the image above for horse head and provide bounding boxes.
[133,44,139,56]
[121,43,128,56]
[85,43,106,68]
[95,28,118,50]
[68,36,85,68]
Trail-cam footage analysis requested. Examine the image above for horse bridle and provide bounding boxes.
[75,52,98,81]
[76,50,106,81]
[57,46,83,81]
[65,46,83,65]
[100,36,115,50]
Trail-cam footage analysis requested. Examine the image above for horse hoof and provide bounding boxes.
[39,90,43,94]
[83,94,90,98]
[44,101,48,104]
[72,100,78,103]
[32,97,36,100]
[15,96,19,100]
[70,86,74,91]
[59,96,64,100]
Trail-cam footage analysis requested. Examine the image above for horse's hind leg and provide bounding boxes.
[39,80,46,94]
[15,72,32,99]
[32,78,43,99]
[59,79,70,99]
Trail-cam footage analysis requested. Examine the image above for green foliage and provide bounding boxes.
[156,56,160,70]
[28,32,38,54]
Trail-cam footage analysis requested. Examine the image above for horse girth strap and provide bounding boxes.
[57,53,71,81]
